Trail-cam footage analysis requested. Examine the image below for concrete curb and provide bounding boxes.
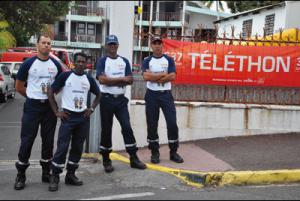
[82,153,300,188]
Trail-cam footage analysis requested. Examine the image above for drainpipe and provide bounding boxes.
[148,0,154,47]
[216,0,220,20]
[67,7,71,46]
[181,1,186,41]
[138,0,143,49]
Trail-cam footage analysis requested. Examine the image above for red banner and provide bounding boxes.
[163,39,300,87]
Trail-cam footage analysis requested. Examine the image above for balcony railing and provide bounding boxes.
[142,12,182,22]
[71,34,102,43]
[54,32,68,41]
[133,38,150,47]
[71,6,104,17]
[53,32,102,43]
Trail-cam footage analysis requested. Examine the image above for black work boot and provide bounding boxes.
[170,151,184,163]
[14,162,29,190]
[130,154,147,170]
[40,161,51,183]
[151,150,160,164]
[14,172,26,190]
[42,169,51,183]
[48,174,60,192]
[103,160,114,173]
[65,172,83,186]
[102,153,114,173]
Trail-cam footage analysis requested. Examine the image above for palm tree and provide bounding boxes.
[203,0,226,20]
[0,20,16,51]
[203,0,225,12]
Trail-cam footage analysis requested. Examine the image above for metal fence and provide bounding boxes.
[131,75,300,105]
[132,27,300,105]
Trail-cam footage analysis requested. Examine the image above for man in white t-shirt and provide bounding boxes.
[142,35,184,164]
[96,35,146,173]
[47,52,100,192]
[14,35,63,190]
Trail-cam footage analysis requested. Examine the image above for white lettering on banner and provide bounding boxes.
[262,56,275,73]
[213,55,223,71]
[248,56,261,72]
[224,55,235,72]
[200,54,211,70]
[297,57,300,67]
[277,57,290,72]
[189,53,199,69]
[187,53,291,73]
[236,55,248,72]
[164,52,183,63]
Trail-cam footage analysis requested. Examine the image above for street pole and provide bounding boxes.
[86,1,135,152]
[109,1,135,100]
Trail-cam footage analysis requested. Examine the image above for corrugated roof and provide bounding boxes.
[213,2,285,24]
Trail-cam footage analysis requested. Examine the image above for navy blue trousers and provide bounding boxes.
[51,110,89,175]
[144,89,179,152]
[17,98,57,171]
[99,94,138,155]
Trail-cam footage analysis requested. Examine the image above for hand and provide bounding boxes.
[56,111,70,121]
[123,76,133,84]
[157,74,168,83]
[84,108,94,118]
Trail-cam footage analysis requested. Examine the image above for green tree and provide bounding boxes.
[203,0,225,12]
[0,19,16,50]
[226,1,284,13]
[0,1,71,46]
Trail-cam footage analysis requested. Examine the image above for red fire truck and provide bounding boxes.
[0,49,69,72]
[0,47,74,69]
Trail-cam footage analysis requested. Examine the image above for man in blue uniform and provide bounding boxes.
[96,35,146,173]
[47,52,101,192]
[142,35,184,164]
[14,35,63,190]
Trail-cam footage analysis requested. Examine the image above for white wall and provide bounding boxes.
[188,12,219,30]
[285,1,300,29]
[108,1,134,89]
[216,7,286,38]
[109,101,300,151]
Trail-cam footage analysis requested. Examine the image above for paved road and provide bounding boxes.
[1,94,300,200]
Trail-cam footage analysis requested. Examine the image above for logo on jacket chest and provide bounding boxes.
[48,67,57,75]
[81,82,89,90]
[150,63,168,72]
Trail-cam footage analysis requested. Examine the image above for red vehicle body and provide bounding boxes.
[0,51,69,72]
[0,47,74,69]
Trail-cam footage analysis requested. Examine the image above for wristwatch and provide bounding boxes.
[90,108,95,113]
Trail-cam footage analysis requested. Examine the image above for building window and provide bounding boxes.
[87,23,95,35]
[242,19,253,38]
[77,23,86,35]
[264,14,275,36]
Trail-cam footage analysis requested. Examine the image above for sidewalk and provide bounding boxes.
[84,133,300,188]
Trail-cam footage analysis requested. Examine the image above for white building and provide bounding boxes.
[132,1,231,67]
[214,1,300,39]
[30,1,231,68]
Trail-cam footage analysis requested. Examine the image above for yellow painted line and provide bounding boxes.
[82,153,205,188]
[82,153,300,188]
[205,170,300,187]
